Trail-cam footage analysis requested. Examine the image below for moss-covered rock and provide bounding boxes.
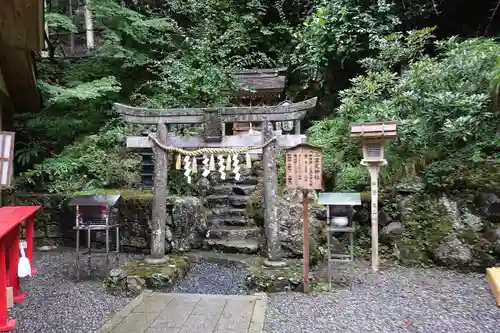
[395,194,454,266]
[377,181,500,270]
[246,183,264,228]
[246,184,327,264]
[245,258,320,293]
[170,196,207,252]
[104,255,190,295]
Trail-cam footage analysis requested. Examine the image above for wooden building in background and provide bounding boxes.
[231,68,287,135]
[0,0,44,129]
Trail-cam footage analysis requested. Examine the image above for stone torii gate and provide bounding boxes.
[113,98,316,266]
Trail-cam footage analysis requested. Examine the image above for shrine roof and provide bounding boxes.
[233,68,286,98]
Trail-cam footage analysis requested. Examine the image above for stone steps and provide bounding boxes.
[208,207,247,217]
[211,184,257,196]
[207,226,261,240]
[203,239,260,254]
[205,194,249,208]
[204,165,261,255]
[207,216,255,227]
[211,174,259,186]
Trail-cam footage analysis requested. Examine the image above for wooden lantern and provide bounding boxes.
[350,122,397,164]
[350,121,397,272]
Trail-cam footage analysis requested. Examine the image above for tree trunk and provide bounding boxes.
[68,0,75,54]
[83,0,94,52]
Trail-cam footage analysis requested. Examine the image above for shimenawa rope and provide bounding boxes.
[147,133,276,156]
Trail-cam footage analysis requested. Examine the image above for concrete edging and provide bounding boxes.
[97,291,151,333]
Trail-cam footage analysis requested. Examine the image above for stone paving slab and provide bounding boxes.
[98,292,267,333]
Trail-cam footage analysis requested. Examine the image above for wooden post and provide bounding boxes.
[0,239,16,331]
[146,122,169,264]
[262,120,286,267]
[368,165,381,272]
[284,144,323,292]
[302,189,310,293]
[0,100,2,206]
[25,215,37,275]
[295,120,301,134]
[9,227,25,302]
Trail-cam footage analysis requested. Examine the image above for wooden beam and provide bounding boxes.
[0,69,8,98]
[126,134,307,151]
[0,0,44,51]
[0,49,42,113]
[113,98,317,124]
[233,68,287,76]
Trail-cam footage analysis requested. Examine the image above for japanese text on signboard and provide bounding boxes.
[285,144,323,190]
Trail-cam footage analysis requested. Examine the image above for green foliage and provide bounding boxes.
[246,184,264,228]
[492,58,500,109]
[308,29,500,192]
[39,76,121,106]
[45,12,77,32]
[293,0,400,81]
[18,121,141,193]
[23,0,500,197]
[193,0,295,68]
[131,55,236,108]
[19,0,301,193]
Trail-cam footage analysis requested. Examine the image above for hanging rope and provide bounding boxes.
[147,133,276,156]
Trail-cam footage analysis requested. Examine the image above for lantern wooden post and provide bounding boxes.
[350,122,397,272]
[284,144,323,293]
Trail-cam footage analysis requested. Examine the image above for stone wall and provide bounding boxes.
[5,193,72,247]
[362,178,500,271]
[11,178,500,271]
[5,191,207,254]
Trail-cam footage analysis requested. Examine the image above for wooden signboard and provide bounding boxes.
[284,143,323,294]
[0,132,15,189]
[285,143,323,190]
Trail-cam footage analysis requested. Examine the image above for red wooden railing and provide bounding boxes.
[0,206,40,332]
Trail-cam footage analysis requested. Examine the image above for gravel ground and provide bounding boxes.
[10,248,134,333]
[10,248,500,333]
[171,262,249,295]
[264,263,500,333]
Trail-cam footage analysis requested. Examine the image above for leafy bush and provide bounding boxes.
[308,29,500,191]
[18,121,141,193]
[293,0,399,81]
